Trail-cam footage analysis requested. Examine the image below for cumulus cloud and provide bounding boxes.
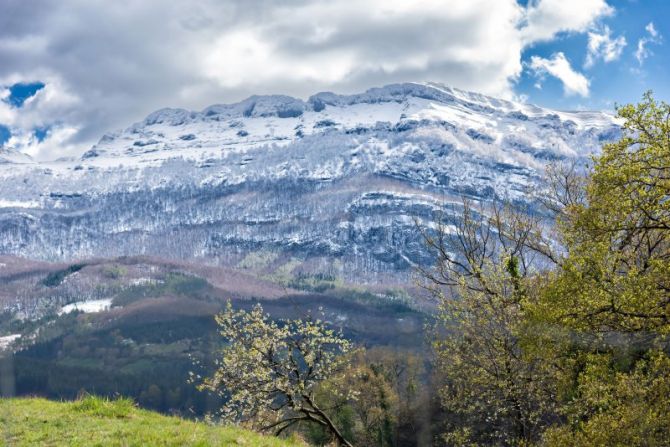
[0,0,614,160]
[529,53,590,97]
[585,26,626,68]
[521,0,613,43]
[635,22,662,65]
[0,72,81,158]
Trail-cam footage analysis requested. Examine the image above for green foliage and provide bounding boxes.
[13,311,220,416]
[42,263,86,287]
[421,200,559,445]
[0,396,303,446]
[538,92,670,334]
[238,250,279,270]
[301,348,427,446]
[433,259,558,445]
[113,272,210,306]
[102,265,127,279]
[287,273,337,293]
[529,92,670,444]
[422,93,670,445]
[543,352,670,446]
[318,355,399,446]
[196,302,354,446]
[332,289,417,315]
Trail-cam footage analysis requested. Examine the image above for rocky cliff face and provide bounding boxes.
[0,83,620,284]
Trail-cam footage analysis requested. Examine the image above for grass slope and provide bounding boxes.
[0,396,302,447]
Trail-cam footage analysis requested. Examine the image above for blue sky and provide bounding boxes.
[5,82,45,108]
[0,0,667,160]
[517,0,668,110]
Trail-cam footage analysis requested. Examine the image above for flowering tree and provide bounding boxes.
[196,302,354,446]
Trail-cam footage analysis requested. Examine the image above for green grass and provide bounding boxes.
[0,396,303,447]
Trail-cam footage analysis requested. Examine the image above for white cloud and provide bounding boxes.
[585,26,626,68]
[199,0,529,99]
[0,0,614,160]
[6,125,80,160]
[529,52,590,97]
[520,0,613,43]
[0,72,81,159]
[646,22,659,38]
[635,22,662,65]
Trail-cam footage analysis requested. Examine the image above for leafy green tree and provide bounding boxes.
[309,348,427,446]
[542,352,670,446]
[537,92,670,334]
[363,347,426,446]
[420,94,670,445]
[196,302,354,446]
[530,93,670,445]
[420,201,559,445]
[313,351,399,447]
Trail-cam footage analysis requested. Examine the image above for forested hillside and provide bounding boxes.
[185,94,670,446]
[2,94,669,446]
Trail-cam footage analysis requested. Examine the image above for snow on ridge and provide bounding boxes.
[0,147,35,165]
[126,81,617,136]
[0,81,620,193]
[0,82,623,279]
[73,82,617,164]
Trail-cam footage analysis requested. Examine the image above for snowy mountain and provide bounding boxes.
[0,82,620,284]
[0,147,32,165]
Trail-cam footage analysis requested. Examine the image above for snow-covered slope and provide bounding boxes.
[0,147,32,165]
[0,82,619,283]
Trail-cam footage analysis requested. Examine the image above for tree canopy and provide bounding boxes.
[423,93,670,446]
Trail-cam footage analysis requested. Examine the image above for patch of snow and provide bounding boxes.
[0,334,20,349]
[0,199,40,209]
[130,277,159,286]
[59,299,113,315]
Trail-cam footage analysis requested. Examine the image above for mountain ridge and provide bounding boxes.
[0,82,620,284]
[103,82,616,155]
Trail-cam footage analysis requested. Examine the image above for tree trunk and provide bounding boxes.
[303,394,353,447]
